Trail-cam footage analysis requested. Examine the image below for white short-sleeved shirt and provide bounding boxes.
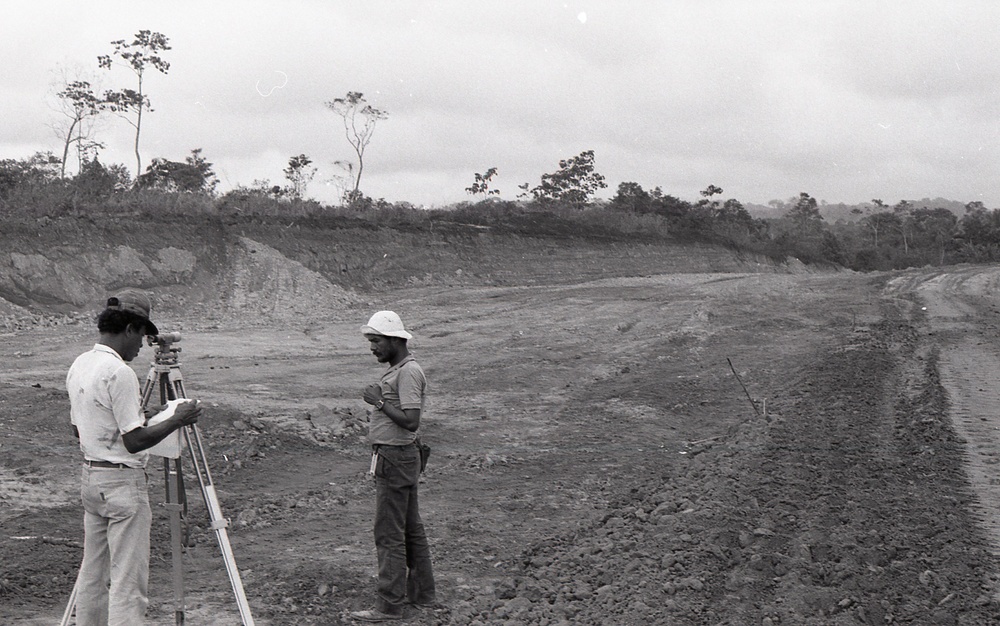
[67,344,147,468]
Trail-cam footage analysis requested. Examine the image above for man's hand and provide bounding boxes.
[144,404,168,422]
[173,399,202,427]
[123,399,203,454]
[363,383,383,406]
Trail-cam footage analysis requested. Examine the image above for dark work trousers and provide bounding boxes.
[373,443,436,615]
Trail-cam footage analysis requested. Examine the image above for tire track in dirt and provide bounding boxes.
[902,267,1000,562]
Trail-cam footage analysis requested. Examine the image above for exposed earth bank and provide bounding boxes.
[0,214,785,327]
[2,215,1000,625]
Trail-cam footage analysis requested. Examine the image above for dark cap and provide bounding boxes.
[106,288,159,336]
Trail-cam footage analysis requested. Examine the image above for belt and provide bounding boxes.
[372,442,417,450]
[84,460,133,469]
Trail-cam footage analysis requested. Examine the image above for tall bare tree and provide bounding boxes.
[52,79,106,178]
[326,160,355,203]
[98,30,171,179]
[325,92,387,197]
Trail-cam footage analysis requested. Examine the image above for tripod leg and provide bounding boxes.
[165,457,186,625]
[186,425,256,625]
[140,367,157,409]
[58,577,78,626]
[158,371,187,626]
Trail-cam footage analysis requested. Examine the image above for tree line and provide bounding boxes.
[5,137,998,272]
[602,186,996,271]
[6,29,1000,272]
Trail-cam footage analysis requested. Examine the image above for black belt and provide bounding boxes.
[373,442,417,450]
[84,460,133,469]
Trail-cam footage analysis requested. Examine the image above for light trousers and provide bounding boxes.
[75,466,151,626]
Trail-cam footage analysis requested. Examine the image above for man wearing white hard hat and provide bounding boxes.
[352,311,437,622]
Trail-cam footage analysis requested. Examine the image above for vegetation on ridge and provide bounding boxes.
[3,147,998,273]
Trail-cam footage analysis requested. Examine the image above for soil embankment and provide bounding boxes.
[0,214,790,328]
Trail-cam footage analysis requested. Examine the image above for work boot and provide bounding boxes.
[350,608,402,622]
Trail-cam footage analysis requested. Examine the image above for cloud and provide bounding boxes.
[3,1,1000,207]
[827,3,1000,101]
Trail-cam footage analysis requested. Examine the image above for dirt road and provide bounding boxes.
[887,267,1000,563]
[4,265,1000,624]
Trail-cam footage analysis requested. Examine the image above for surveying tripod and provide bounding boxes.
[61,332,255,626]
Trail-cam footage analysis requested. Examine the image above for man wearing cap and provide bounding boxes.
[67,289,201,626]
[351,310,437,622]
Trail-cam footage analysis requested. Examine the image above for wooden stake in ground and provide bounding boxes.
[727,357,760,416]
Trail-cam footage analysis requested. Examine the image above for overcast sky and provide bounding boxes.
[4,1,999,208]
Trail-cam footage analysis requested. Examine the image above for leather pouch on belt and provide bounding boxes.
[417,441,430,473]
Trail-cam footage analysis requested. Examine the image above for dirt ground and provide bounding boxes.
[4,260,1000,625]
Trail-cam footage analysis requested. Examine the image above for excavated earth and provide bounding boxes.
[2,214,1000,625]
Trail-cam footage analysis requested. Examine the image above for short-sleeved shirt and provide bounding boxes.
[67,344,148,468]
[368,355,427,446]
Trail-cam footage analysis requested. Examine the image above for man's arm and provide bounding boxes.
[380,403,421,432]
[122,401,202,453]
[363,382,421,431]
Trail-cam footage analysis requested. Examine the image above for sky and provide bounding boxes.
[4,1,1000,208]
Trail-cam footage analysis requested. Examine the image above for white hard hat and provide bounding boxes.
[361,310,413,339]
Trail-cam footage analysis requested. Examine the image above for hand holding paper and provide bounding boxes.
[146,399,201,458]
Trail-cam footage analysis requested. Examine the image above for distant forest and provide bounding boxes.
[2,148,999,273]
[745,197,972,223]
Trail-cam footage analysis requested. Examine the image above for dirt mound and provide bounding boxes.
[0,217,367,330]
[206,236,361,327]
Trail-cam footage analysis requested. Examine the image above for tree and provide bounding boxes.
[715,198,756,229]
[785,192,824,232]
[965,200,987,215]
[690,184,760,241]
[768,193,833,263]
[325,92,387,196]
[610,181,652,213]
[700,184,724,199]
[75,157,132,198]
[892,200,914,255]
[466,168,500,198]
[99,30,171,179]
[909,207,957,265]
[859,211,900,250]
[184,148,218,194]
[52,78,106,178]
[284,154,317,200]
[852,199,896,249]
[530,149,607,207]
[136,149,218,193]
[0,152,62,200]
[687,184,722,224]
[324,160,353,204]
[648,187,692,221]
[958,202,993,245]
